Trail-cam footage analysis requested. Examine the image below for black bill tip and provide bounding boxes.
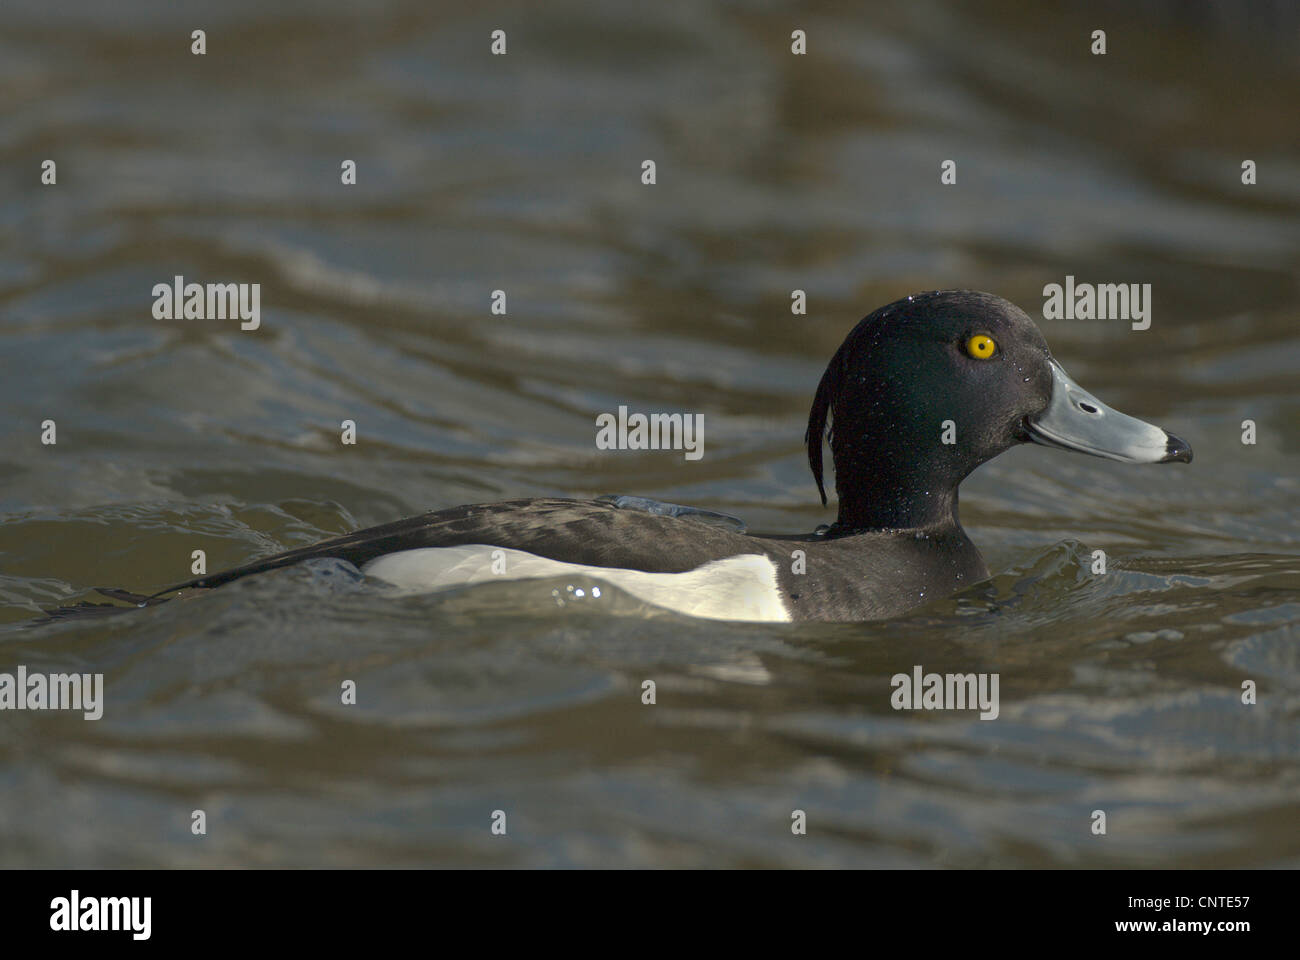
[1160,433,1193,464]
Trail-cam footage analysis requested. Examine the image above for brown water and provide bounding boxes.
[1,0,1298,867]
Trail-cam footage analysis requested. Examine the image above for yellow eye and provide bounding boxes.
[966,335,996,360]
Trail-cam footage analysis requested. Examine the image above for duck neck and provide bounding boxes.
[832,447,964,531]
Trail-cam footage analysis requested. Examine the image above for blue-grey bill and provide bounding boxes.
[1026,360,1192,464]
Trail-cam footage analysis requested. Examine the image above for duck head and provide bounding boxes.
[806,290,1191,530]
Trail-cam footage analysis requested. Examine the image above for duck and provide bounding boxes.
[93,290,1191,623]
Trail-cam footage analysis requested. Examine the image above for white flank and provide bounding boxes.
[362,544,791,623]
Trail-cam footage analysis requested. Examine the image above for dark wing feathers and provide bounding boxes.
[152,498,767,596]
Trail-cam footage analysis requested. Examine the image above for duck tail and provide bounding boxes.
[34,584,185,624]
[94,587,175,606]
